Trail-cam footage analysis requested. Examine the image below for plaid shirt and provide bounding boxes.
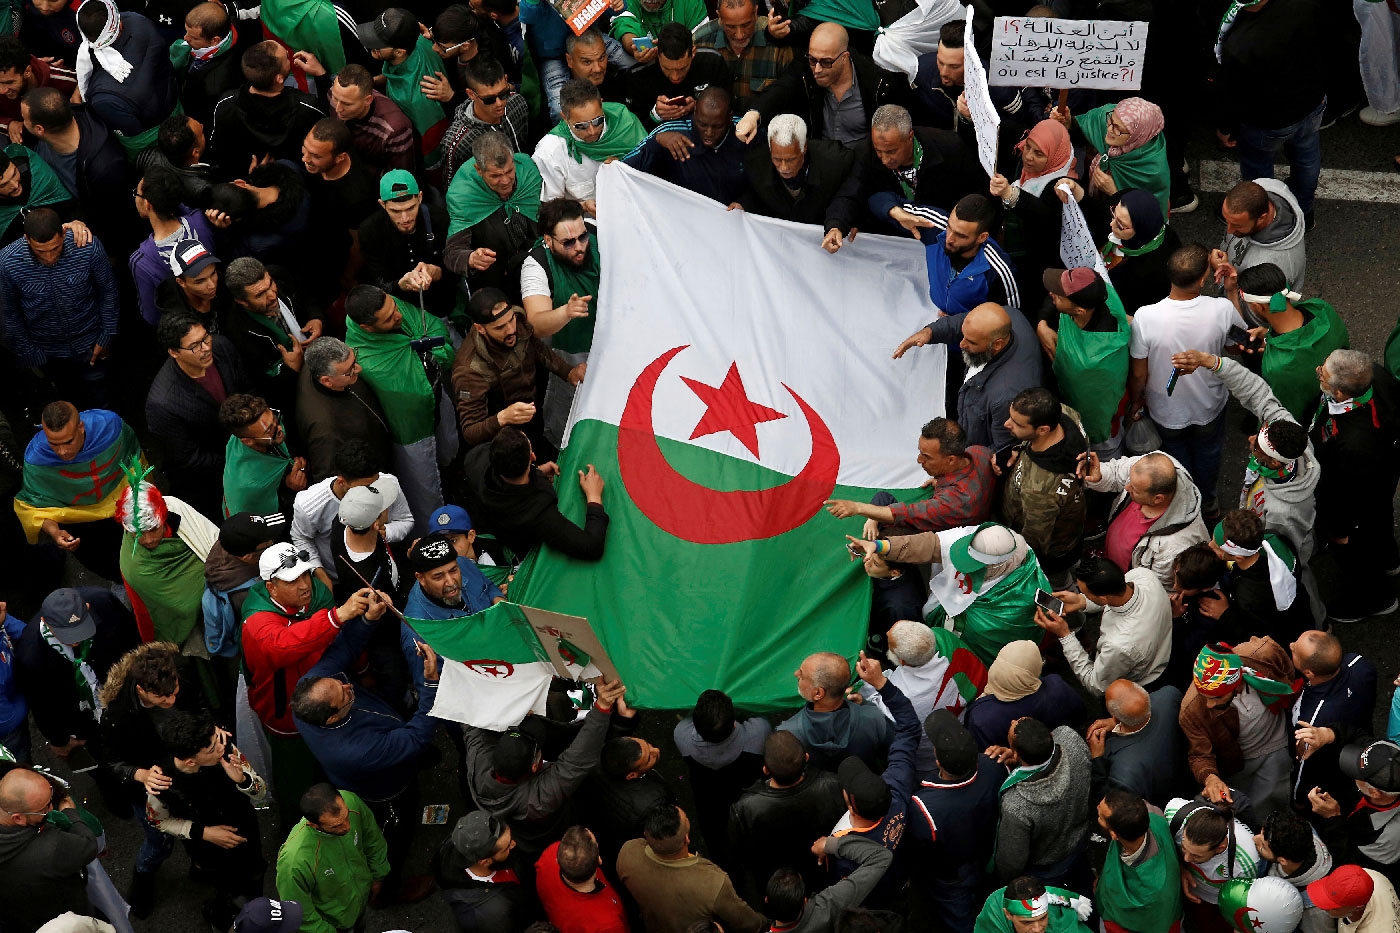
[889,445,996,531]
[693,17,794,112]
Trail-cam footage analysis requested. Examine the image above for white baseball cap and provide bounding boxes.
[258,542,317,582]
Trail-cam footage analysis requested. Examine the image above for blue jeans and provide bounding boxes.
[1235,97,1326,216]
[136,806,175,874]
[1156,408,1228,512]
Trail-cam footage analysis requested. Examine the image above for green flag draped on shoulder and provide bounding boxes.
[1053,284,1130,444]
[0,143,71,237]
[345,299,454,446]
[1075,103,1170,217]
[1261,298,1349,422]
[119,532,206,645]
[261,0,346,73]
[446,153,542,236]
[539,236,601,354]
[547,103,646,163]
[222,436,291,517]
[1096,812,1184,933]
[974,886,1093,933]
[381,37,449,166]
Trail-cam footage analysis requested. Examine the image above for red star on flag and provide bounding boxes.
[681,362,787,459]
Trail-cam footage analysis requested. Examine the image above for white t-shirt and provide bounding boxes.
[1129,295,1237,429]
[520,255,550,300]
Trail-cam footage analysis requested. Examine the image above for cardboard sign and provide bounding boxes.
[962,5,1000,178]
[519,605,620,683]
[990,17,1148,91]
[554,0,609,35]
[1057,181,1109,281]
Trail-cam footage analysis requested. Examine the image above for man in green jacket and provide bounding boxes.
[275,784,389,932]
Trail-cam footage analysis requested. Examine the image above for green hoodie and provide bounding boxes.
[275,790,388,933]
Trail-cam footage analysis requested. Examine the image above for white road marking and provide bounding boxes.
[1198,159,1400,204]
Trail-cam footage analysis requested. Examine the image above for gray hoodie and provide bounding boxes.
[1086,452,1210,589]
[1220,178,1307,292]
[994,725,1092,879]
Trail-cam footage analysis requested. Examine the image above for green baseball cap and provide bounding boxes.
[379,169,420,201]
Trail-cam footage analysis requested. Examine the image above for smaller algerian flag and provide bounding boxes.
[410,603,597,731]
[1218,877,1303,933]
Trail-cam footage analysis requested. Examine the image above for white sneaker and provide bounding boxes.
[1360,106,1400,126]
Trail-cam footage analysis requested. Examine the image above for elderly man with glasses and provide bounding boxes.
[0,767,102,931]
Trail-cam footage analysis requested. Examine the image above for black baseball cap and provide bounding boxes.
[234,897,304,933]
[1340,739,1400,793]
[494,725,542,780]
[220,511,291,557]
[837,755,891,819]
[408,532,458,573]
[467,288,513,326]
[924,709,977,779]
[357,7,419,50]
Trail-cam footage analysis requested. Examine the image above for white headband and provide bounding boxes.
[1255,422,1293,466]
[1240,288,1301,305]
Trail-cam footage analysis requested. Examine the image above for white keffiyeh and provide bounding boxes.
[75,0,132,98]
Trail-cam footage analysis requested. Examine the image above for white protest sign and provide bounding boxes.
[990,17,1148,91]
[962,5,1000,178]
[1057,181,1109,280]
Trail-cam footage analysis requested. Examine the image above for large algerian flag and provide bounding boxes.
[512,164,947,710]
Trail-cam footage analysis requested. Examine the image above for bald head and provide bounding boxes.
[1129,453,1178,502]
[810,22,849,53]
[1105,680,1150,729]
[960,303,1013,363]
[807,23,850,87]
[798,651,851,708]
[695,86,731,119]
[185,0,230,42]
[0,769,51,820]
[1292,630,1342,678]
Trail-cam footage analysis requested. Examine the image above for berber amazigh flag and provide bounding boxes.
[511,163,949,710]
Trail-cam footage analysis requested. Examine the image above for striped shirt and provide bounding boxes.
[346,92,417,174]
[693,17,794,113]
[0,231,118,364]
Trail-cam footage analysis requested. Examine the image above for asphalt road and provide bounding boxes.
[16,114,1400,933]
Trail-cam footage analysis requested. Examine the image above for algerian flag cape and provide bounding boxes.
[15,409,143,543]
[382,36,449,166]
[0,143,71,237]
[1054,286,1130,444]
[409,602,598,730]
[1097,811,1184,933]
[222,436,291,518]
[538,235,601,355]
[120,496,218,647]
[511,163,948,709]
[974,886,1092,933]
[345,298,454,446]
[260,0,346,74]
[1261,299,1349,423]
[547,103,646,164]
[1075,104,1170,217]
[921,527,1049,667]
[446,153,543,236]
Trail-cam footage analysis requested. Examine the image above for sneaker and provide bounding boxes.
[128,871,157,919]
[1171,190,1200,214]
[1361,105,1400,127]
[1330,596,1400,623]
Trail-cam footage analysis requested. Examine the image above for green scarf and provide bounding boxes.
[40,623,103,720]
[1261,298,1350,422]
[345,298,454,446]
[446,153,543,236]
[382,37,449,165]
[261,0,346,73]
[114,101,183,159]
[1076,103,1170,217]
[974,886,1092,933]
[242,305,294,354]
[896,137,923,201]
[1053,284,1130,443]
[169,26,236,71]
[222,436,291,518]
[547,102,646,164]
[926,550,1049,666]
[119,532,207,645]
[1386,316,1400,381]
[1102,225,1166,262]
[1097,812,1184,933]
[239,576,336,624]
[0,144,72,236]
[540,237,601,355]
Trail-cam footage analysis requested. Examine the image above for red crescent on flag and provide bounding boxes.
[1231,907,1256,932]
[617,345,840,544]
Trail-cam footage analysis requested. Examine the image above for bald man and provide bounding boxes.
[778,651,892,770]
[1289,630,1377,811]
[1082,451,1209,590]
[735,22,911,147]
[0,768,100,930]
[622,87,747,204]
[1087,679,1182,805]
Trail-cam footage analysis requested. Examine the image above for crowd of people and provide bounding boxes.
[0,0,1398,929]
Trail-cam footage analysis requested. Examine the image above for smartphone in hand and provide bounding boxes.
[1034,588,1065,617]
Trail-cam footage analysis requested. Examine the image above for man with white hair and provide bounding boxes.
[856,621,988,773]
[294,337,392,483]
[1087,679,1181,805]
[849,522,1050,666]
[1309,348,1400,622]
[735,113,855,230]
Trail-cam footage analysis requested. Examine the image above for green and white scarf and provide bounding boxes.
[40,621,104,722]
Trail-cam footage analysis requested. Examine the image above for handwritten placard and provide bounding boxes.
[990,17,1148,91]
[962,5,1000,178]
[1058,181,1109,280]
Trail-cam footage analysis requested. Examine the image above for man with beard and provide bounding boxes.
[452,286,584,451]
[623,87,746,205]
[404,531,503,619]
[444,133,542,301]
[358,170,455,319]
[884,193,1019,316]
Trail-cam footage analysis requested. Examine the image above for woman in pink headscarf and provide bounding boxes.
[1057,97,1170,217]
[989,118,1079,310]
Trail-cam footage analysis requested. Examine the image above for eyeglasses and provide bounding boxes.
[180,334,213,352]
[1106,109,1128,135]
[276,547,313,571]
[806,49,848,69]
[570,114,605,133]
[474,87,514,105]
[442,37,477,53]
[132,185,145,200]
[554,230,590,250]
[251,409,283,438]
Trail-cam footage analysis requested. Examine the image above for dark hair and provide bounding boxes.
[159,113,199,163]
[158,710,218,760]
[937,18,964,48]
[140,165,187,219]
[433,4,480,43]
[21,86,71,134]
[1221,509,1263,550]
[1102,789,1149,839]
[41,400,77,431]
[23,207,62,242]
[1009,718,1053,766]
[658,21,694,59]
[1260,809,1314,863]
[919,417,967,457]
[242,41,285,92]
[129,644,181,696]
[835,910,889,933]
[478,0,517,16]
[1010,387,1059,429]
[290,678,338,726]
[335,63,374,95]
[600,737,644,779]
[1167,243,1211,288]
[1223,180,1269,219]
[1263,420,1307,460]
[765,868,807,923]
[309,117,352,156]
[1005,875,1047,902]
[557,826,598,883]
[299,783,342,822]
[334,439,380,481]
[951,193,997,235]
[763,730,806,784]
[1236,263,1288,301]
[464,55,506,92]
[1174,543,1224,590]
[642,802,685,856]
[692,689,735,743]
[156,312,203,352]
[219,393,269,434]
[558,78,601,117]
[489,427,533,478]
[539,197,585,236]
[77,0,113,40]
[0,36,29,74]
[346,284,389,327]
[0,150,12,178]
[1074,556,1127,597]
[1183,806,1231,848]
[208,182,257,220]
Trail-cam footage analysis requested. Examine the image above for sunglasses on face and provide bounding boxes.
[555,230,590,250]
[570,114,606,133]
[475,87,514,105]
[806,50,847,69]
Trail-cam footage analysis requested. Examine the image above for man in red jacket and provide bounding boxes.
[239,541,388,829]
[535,825,629,933]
